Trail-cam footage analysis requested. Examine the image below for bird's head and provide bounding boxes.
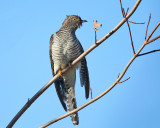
[61,15,87,30]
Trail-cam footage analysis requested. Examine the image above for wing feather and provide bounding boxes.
[78,42,90,99]
[49,34,67,111]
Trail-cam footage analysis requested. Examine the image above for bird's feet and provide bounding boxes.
[58,69,63,77]
[68,60,73,68]
[68,62,72,68]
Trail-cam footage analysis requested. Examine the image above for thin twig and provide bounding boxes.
[39,19,159,128]
[126,21,136,54]
[95,30,97,43]
[117,77,130,83]
[117,73,130,83]
[93,20,102,43]
[137,49,160,57]
[128,20,145,24]
[6,1,142,128]
[117,73,120,78]
[125,8,129,17]
[120,0,136,54]
[145,13,151,40]
[145,22,160,42]
[120,0,125,17]
[146,35,160,44]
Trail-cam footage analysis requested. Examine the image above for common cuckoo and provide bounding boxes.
[49,15,90,126]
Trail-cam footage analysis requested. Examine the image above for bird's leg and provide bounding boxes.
[57,69,63,77]
[68,62,72,68]
[68,60,73,68]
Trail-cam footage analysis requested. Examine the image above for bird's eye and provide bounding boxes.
[72,17,77,21]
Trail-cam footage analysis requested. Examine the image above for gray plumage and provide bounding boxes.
[49,15,90,126]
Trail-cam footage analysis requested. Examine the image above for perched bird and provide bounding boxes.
[49,15,90,126]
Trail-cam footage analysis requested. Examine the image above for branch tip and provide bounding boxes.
[128,21,145,24]
[117,77,130,84]
[146,35,160,44]
[145,13,151,40]
[138,49,160,57]
[93,20,102,43]
[125,8,129,17]
[117,73,120,78]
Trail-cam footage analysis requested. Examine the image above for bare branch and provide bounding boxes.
[137,22,160,57]
[117,77,130,84]
[145,13,151,40]
[6,0,142,128]
[125,8,129,17]
[126,21,136,54]
[93,20,102,43]
[95,30,97,43]
[117,73,120,78]
[146,22,160,42]
[120,0,125,17]
[120,0,136,54]
[128,20,145,24]
[146,35,160,44]
[137,49,160,57]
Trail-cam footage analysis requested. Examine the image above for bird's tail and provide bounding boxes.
[65,88,79,126]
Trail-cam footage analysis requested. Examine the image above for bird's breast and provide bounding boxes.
[52,35,81,73]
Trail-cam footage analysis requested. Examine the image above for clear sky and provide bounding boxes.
[1,0,160,128]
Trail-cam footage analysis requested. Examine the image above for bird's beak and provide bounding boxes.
[81,20,88,23]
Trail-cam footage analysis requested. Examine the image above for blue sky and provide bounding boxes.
[1,0,160,128]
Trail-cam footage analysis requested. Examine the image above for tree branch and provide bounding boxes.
[128,20,145,24]
[117,77,130,84]
[137,49,160,57]
[6,0,142,128]
[126,21,136,54]
[146,35,160,44]
[145,13,151,40]
[145,22,160,42]
[120,0,136,54]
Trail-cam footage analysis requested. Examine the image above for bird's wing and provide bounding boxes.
[78,43,90,99]
[49,34,67,111]
[49,34,55,76]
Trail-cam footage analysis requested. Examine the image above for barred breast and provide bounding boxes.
[52,33,82,74]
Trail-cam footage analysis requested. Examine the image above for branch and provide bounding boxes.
[126,21,136,54]
[137,49,160,57]
[128,20,145,24]
[93,20,102,43]
[117,73,130,84]
[39,18,159,128]
[138,20,160,57]
[6,0,142,128]
[145,22,160,42]
[145,13,151,40]
[146,35,160,44]
[117,77,130,84]
[120,0,136,54]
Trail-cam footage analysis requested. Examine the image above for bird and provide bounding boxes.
[49,15,90,126]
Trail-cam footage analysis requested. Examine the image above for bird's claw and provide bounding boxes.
[68,62,72,68]
[58,69,63,77]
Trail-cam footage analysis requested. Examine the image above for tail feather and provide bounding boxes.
[65,92,79,126]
